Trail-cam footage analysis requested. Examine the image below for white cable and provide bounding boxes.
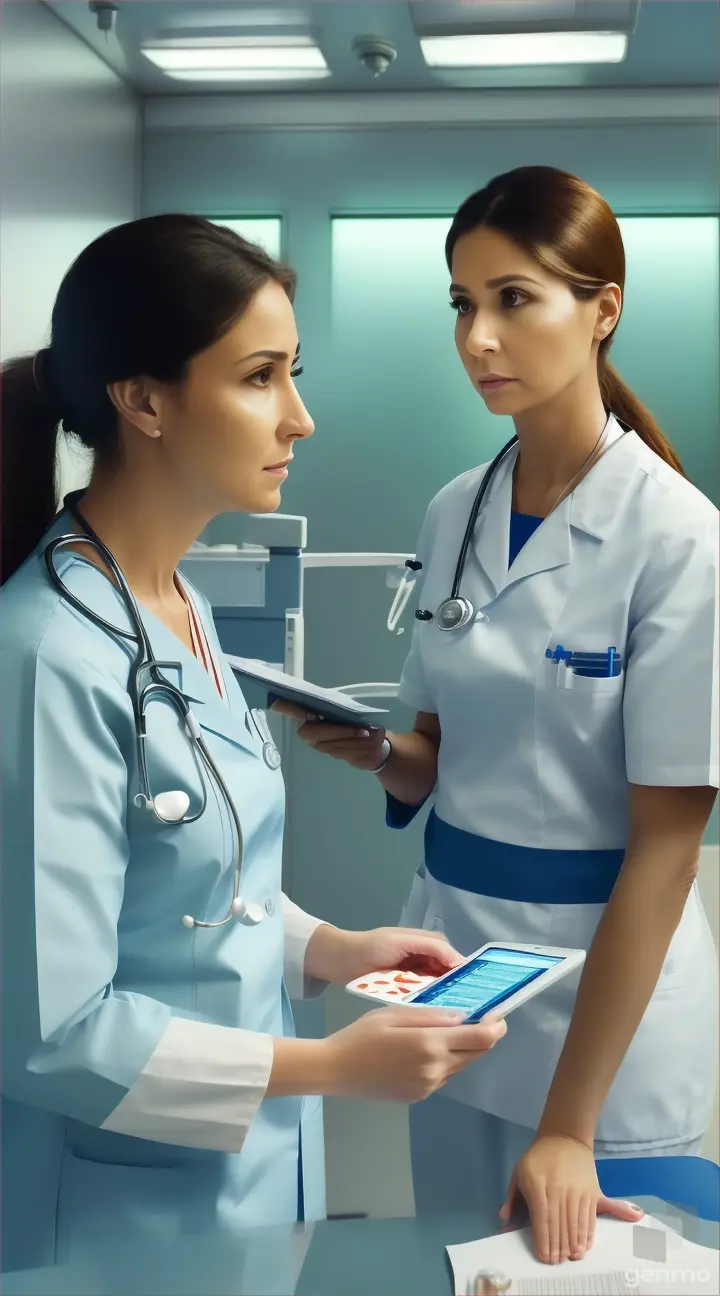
[387,568,416,634]
[334,683,399,699]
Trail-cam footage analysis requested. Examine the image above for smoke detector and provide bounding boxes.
[89,2,118,35]
[353,36,397,78]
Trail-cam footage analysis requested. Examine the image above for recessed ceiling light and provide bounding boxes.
[162,67,331,83]
[420,31,628,68]
[142,43,328,72]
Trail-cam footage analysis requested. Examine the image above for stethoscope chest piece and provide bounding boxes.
[262,741,282,771]
[435,596,475,632]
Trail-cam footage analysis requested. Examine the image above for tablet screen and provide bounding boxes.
[410,946,564,1019]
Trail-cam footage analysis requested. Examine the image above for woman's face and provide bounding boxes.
[450,226,619,417]
[155,280,314,515]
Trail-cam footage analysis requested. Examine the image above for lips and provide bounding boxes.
[264,458,292,470]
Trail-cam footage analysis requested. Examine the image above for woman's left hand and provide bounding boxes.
[308,924,465,988]
[500,1135,644,1265]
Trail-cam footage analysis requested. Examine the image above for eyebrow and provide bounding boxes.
[236,345,301,365]
[450,274,541,292]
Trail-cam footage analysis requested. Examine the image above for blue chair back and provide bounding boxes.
[596,1156,720,1222]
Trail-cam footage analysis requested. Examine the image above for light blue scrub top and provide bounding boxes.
[0,514,325,1271]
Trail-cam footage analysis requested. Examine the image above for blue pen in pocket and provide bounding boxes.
[546,645,623,678]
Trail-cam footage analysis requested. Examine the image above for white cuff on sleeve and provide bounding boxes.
[282,895,329,1000]
[101,1017,273,1153]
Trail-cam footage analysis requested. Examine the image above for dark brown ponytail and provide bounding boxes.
[1,354,61,585]
[599,358,684,475]
[0,214,296,586]
[446,166,685,477]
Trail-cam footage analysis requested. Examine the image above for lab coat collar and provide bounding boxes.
[472,414,635,600]
[45,539,258,758]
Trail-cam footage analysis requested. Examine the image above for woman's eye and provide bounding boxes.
[449,297,473,316]
[500,287,528,308]
[249,365,273,388]
[290,365,304,380]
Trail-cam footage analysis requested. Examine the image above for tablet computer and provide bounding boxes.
[227,656,389,728]
[346,943,586,1023]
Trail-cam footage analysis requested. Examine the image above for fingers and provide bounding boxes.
[598,1196,644,1222]
[556,1191,569,1266]
[395,933,463,971]
[527,1187,551,1265]
[565,1190,580,1260]
[446,1018,507,1051]
[270,700,380,746]
[570,1194,593,1260]
[269,700,307,722]
[381,1006,465,1028]
[498,1171,518,1224]
[303,725,370,745]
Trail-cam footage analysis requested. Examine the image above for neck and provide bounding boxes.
[512,377,609,516]
[72,463,212,605]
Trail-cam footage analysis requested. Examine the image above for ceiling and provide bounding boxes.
[43,0,719,96]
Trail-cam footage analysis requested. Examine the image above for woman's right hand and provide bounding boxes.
[271,699,388,772]
[321,1007,507,1103]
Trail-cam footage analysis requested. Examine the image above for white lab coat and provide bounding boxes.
[397,418,719,1147]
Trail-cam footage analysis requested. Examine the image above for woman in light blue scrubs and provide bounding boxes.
[281,168,719,1264]
[0,214,506,1272]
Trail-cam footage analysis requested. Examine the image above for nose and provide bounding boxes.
[463,311,500,358]
[284,385,315,441]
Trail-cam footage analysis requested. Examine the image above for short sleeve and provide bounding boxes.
[623,514,719,788]
[396,500,439,714]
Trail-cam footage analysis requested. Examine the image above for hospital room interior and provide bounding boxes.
[1,0,718,1262]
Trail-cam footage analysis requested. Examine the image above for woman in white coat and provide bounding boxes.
[0,215,506,1272]
[279,167,719,1265]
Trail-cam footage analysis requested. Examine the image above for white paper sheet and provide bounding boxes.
[447,1214,719,1295]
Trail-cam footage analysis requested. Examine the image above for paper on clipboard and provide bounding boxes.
[227,656,389,728]
[447,1214,719,1295]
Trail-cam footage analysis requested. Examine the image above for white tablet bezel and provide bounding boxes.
[346,942,586,1021]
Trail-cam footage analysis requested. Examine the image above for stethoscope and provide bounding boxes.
[414,432,520,632]
[44,494,279,931]
[409,416,621,632]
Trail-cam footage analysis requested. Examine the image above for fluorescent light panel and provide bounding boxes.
[164,68,331,83]
[421,31,628,67]
[142,44,327,71]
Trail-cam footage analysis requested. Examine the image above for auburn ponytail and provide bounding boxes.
[598,358,685,476]
[0,354,61,586]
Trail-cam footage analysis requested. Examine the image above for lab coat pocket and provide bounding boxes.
[55,1151,189,1262]
[554,667,623,696]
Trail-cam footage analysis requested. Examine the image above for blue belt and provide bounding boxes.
[424,810,624,904]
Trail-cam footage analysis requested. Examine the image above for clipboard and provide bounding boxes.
[227,656,389,728]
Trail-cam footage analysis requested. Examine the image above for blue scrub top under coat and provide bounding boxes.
[508,510,544,567]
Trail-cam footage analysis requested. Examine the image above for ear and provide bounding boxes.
[594,283,622,342]
[107,377,163,439]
